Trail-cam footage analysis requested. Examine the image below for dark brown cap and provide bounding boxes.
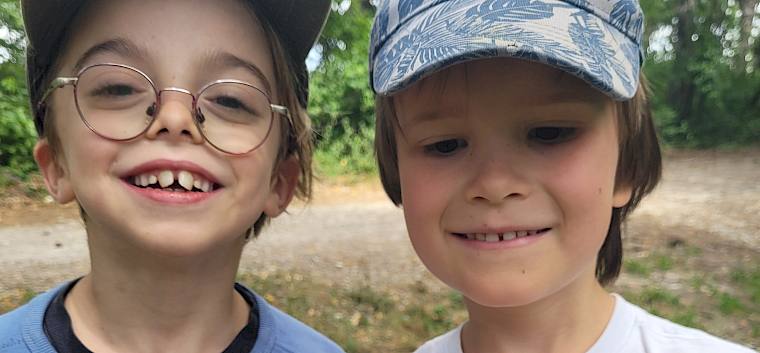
[22,0,331,135]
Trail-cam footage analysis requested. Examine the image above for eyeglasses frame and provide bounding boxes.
[38,63,292,155]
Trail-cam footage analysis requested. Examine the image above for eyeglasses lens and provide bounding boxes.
[74,65,274,154]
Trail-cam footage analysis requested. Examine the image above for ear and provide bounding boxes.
[263,156,300,218]
[612,183,633,208]
[33,139,75,204]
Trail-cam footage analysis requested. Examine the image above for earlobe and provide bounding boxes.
[263,156,300,218]
[33,140,75,204]
[612,184,633,208]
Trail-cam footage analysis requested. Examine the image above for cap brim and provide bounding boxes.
[371,0,640,100]
[22,0,330,65]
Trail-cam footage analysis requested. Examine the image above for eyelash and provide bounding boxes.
[528,127,578,144]
[423,138,468,156]
[421,127,576,156]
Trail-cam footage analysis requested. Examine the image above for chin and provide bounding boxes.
[454,276,556,308]
[124,223,243,258]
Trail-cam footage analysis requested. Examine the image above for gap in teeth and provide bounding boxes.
[463,230,545,242]
[131,170,213,192]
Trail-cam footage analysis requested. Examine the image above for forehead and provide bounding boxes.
[57,0,274,86]
[393,58,609,122]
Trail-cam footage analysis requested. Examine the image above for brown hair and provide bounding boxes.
[32,2,313,237]
[374,73,662,286]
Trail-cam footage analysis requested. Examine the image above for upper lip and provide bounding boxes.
[121,159,222,186]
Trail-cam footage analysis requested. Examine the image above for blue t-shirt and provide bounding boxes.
[0,282,345,353]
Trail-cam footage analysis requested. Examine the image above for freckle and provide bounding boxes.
[598,188,602,195]
[521,269,526,275]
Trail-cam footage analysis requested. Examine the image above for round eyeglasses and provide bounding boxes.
[39,63,291,155]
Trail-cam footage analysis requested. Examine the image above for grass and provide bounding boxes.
[236,272,466,352]
[2,266,759,350]
[616,244,759,346]
[623,258,652,276]
[0,288,37,314]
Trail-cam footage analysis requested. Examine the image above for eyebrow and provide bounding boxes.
[200,51,273,96]
[72,38,273,95]
[73,38,149,73]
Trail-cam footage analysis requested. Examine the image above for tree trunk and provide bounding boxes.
[737,0,758,71]
[668,0,698,126]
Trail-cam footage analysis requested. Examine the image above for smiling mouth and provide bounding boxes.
[125,170,222,193]
[452,228,551,242]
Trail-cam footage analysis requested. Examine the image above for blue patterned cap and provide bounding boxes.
[370,0,644,100]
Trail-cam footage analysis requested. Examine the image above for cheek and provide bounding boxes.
[545,128,620,241]
[397,150,447,237]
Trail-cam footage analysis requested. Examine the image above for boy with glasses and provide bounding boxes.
[0,1,344,352]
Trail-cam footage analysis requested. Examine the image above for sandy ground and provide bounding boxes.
[0,149,758,298]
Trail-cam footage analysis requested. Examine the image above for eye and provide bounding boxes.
[424,138,468,156]
[92,84,138,97]
[213,96,245,110]
[528,127,577,144]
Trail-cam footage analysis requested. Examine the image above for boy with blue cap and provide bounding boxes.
[370,1,756,352]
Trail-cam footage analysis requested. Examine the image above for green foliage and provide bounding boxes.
[309,1,377,176]
[0,0,36,179]
[315,119,376,176]
[641,0,760,147]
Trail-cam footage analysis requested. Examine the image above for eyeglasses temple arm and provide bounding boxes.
[270,104,294,127]
[39,77,78,107]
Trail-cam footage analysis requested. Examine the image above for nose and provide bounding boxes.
[465,149,531,205]
[144,89,205,145]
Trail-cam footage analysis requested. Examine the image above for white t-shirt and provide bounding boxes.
[414,294,757,353]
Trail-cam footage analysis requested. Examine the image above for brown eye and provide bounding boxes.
[424,139,468,155]
[529,127,577,144]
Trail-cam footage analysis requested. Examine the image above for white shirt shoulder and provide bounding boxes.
[588,294,757,353]
[412,294,756,353]
[414,324,464,353]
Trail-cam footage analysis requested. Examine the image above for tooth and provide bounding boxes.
[476,234,486,241]
[465,234,475,240]
[201,180,210,193]
[178,171,194,191]
[193,179,202,190]
[141,174,150,187]
[148,174,158,185]
[158,170,174,188]
[503,232,517,240]
[517,231,528,237]
[485,234,499,242]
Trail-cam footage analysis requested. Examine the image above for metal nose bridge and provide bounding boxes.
[158,87,196,102]
[153,87,199,115]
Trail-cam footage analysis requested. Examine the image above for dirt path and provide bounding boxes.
[1,149,758,295]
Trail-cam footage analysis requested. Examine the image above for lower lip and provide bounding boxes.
[451,231,548,250]
[123,181,219,204]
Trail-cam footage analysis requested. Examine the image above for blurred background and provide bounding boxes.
[1,0,758,352]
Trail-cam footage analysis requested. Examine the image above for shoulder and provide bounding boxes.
[0,285,64,353]
[241,285,344,353]
[414,324,463,353]
[614,294,757,353]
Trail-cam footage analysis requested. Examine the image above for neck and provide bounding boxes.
[64,227,250,353]
[461,272,615,353]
